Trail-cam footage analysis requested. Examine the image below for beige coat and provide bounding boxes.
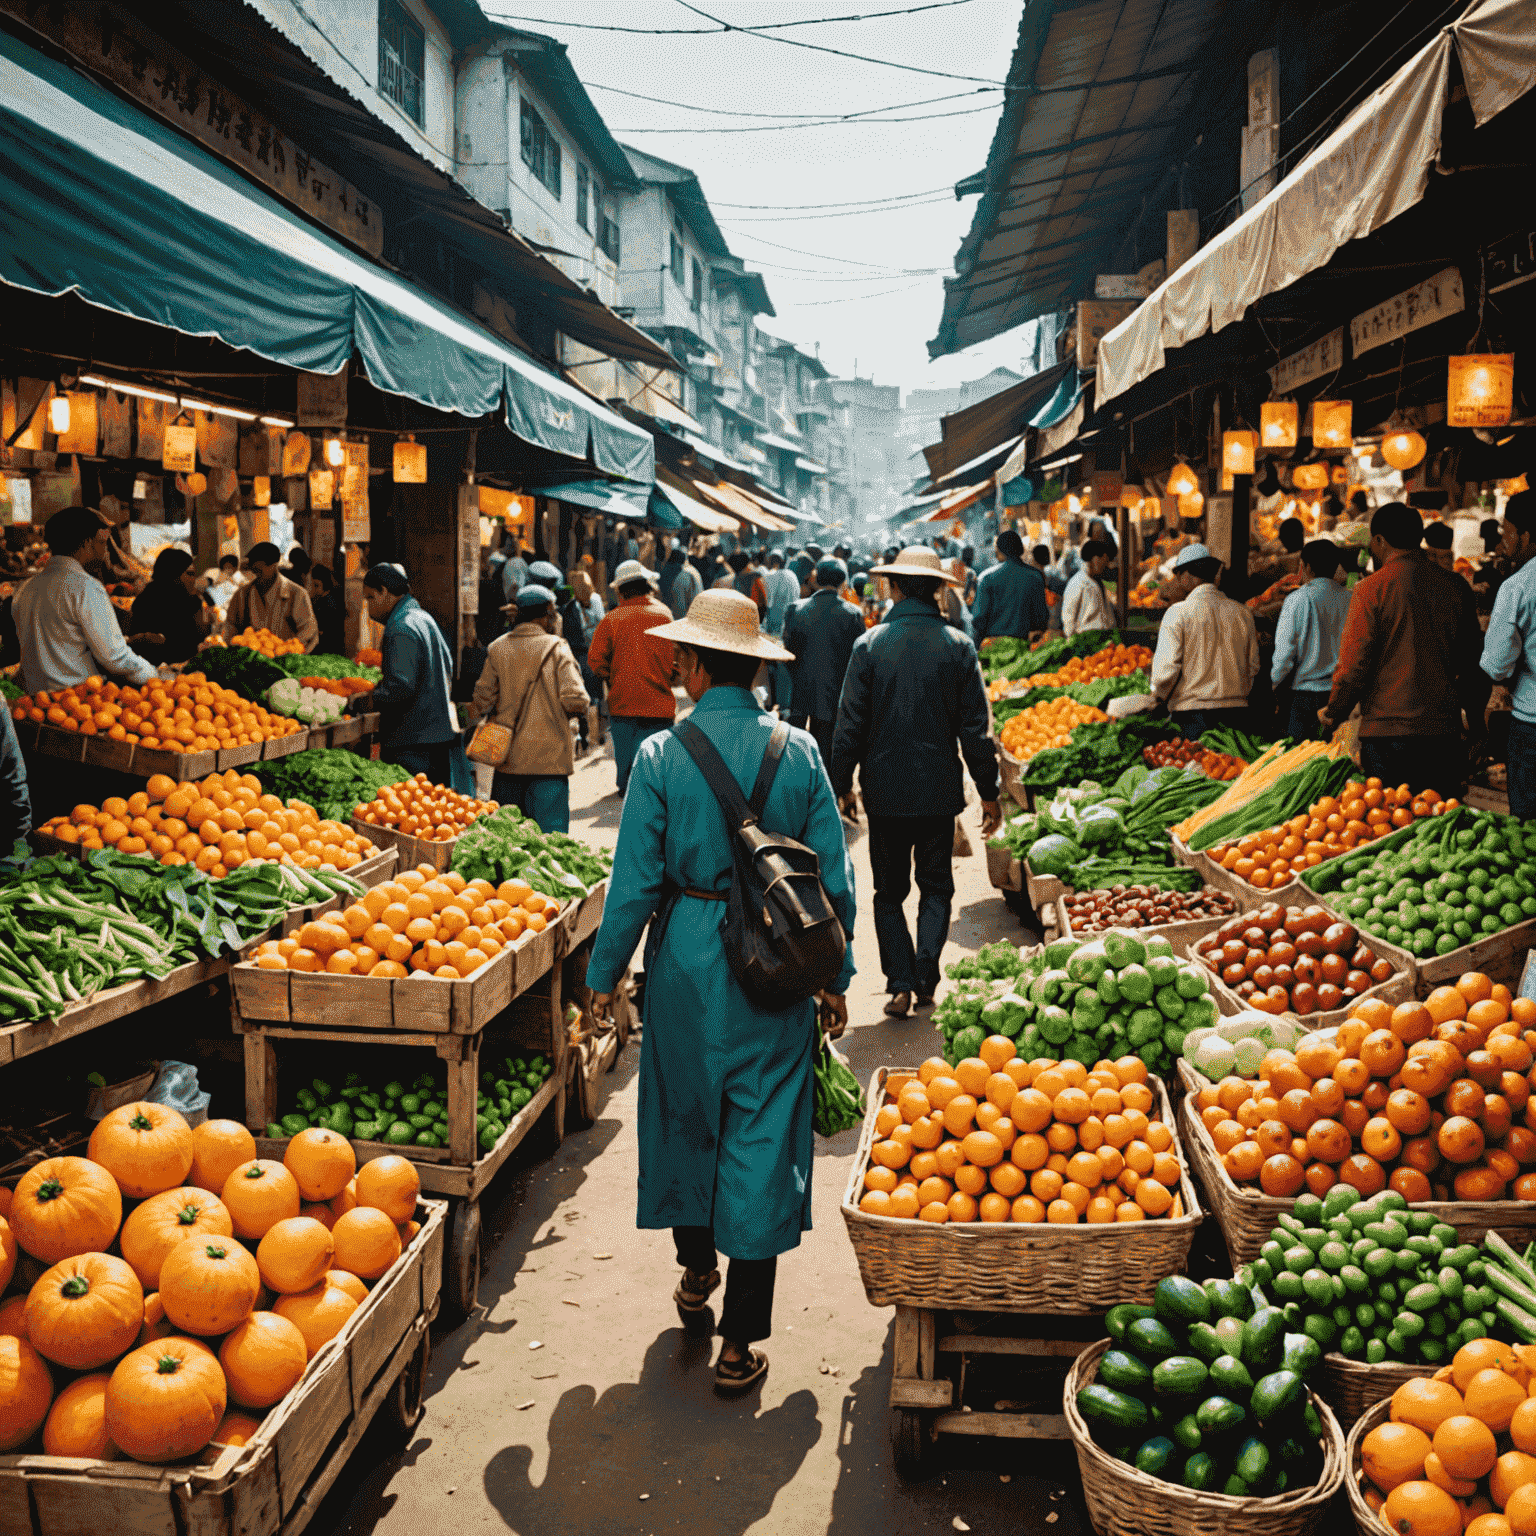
[222,571,319,651]
[472,623,590,777]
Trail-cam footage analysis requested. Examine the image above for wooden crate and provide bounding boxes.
[262,731,310,761]
[278,847,399,936]
[0,1199,444,1536]
[564,879,607,946]
[1024,860,1065,910]
[349,819,457,875]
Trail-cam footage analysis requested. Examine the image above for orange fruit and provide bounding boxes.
[977,1193,1010,1222]
[961,1131,1003,1168]
[1509,1484,1536,1536]
[952,1164,987,1198]
[953,1058,990,1096]
[925,1076,962,1110]
[1491,1452,1536,1513]
[1362,1420,1432,1493]
[887,1186,921,1219]
[1381,1482,1464,1536]
[1464,1368,1528,1434]
[977,1035,1016,1072]
[1432,1415,1497,1480]
[942,1095,978,1138]
[1427,986,1469,1025]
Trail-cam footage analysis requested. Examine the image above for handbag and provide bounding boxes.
[467,638,558,767]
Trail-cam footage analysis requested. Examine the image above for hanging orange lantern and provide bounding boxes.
[1292,462,1329,491]
[1310,400,1353,449]
[1447,354,1514,428]
[1380,429,1427,470]
[1223,430,1257,476]
[1178,491,1204,518]
[1166,461,1199,497]
[1260,401,1298,449]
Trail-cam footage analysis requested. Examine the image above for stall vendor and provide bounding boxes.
[970,529,1049,645]
[1270,540,1351,741]
[129,548,214,667]
[14,508,159,694]
[354,563,473,793]
[222,542,318,651]
[1479,490,1536,815]
[1060,538,1115,635]
[1149,543,1261,735]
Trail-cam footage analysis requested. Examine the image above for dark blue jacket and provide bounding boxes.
[829,598,998,817]
[783,588,864,722]
[970,556,1049,643]
[372,595,458,749]
[0,705,29,850]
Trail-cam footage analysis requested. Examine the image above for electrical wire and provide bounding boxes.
[791,281,932,305]
[710,185,953,210]
[614,101,1001,132]
[722,227,934,267]
[587,81,995,121]
[483,0,981,33]
[718,195,955,223]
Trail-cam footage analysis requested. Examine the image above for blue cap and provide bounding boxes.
[527,560,563,586]
[815,558,847,585]
[515,583,555,612]
[1173,542,1214,571]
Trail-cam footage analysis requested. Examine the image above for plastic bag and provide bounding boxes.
[147,1060,210,1126]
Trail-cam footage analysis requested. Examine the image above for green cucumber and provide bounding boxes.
[1195,1396,1246,1437]
[1185,1323,1227,1365]
[1135,1436,1176,1476]
[1097,1350,1153,1395]
[1242,1308,1287,1374]
[1152,1357,1209,1399]
[1077,1384,1149,1434]
[1208,1355,1254,1401]
[1154,1276,1212,1329]
[1235,1436,1271,1489]
[1170,1414,1202,1451]
[1104,1303,1156,1343]
[1251,1369,1305,1427]
[1181,1451,1219,1490]
[1125,1317,1183,1363]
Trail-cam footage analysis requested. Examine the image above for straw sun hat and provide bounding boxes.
[870,545,966,586]
[648,588,794,662]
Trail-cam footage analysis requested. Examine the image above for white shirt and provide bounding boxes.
[1151,582,1260,713]
[14,555,158,694]
[1061,568,1114,636]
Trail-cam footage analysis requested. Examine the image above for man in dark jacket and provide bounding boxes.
[970,528,1049,645]
[831,547,1002,1018]
[783,557,864,767]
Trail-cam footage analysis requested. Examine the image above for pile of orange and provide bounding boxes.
[1022,642,1154,691]
[37,770,376,875]
[230,629,305,657]
[250,865,561,979]
[1193,972,1536,1204]
[1208,777,1458,889]
[353,775,495,843]
[858,1038,1184,1225]
[10,673,303,753]
[999,698,1109,761]
[1357,1339,1536,1535]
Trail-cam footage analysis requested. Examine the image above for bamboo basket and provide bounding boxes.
[1180,1094,1536,1266]
[840,1068,1202,1312]
[1318,1352,1432,1431]
[1344,1398,1392,1536]
[1065,1339,1346,1536]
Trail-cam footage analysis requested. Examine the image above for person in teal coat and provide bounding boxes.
[586,588,856,1395]
[355,564,473,794]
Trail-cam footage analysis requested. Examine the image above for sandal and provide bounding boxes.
[714,1347,769,1394]
[674,1268,720,1332]
[883,992,911,1018]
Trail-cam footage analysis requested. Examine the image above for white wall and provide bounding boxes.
[618,185,714,342]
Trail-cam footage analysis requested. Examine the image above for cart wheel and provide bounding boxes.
[890,1407,936,1479]
[385,1328,430,1437]
[445,1201,481,1323]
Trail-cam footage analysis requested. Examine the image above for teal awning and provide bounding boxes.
[0,30,653,483]
[1031,370,1089,432]
[538,480,649,521]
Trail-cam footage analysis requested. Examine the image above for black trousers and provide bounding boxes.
[674,1227,777,1344]
[788,713,836,767]
[867,813,954,997]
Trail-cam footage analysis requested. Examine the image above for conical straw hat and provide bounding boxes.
[870,545,966,585]
[648,588,794,662]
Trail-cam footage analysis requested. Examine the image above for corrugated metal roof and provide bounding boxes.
[929,0,1263,358]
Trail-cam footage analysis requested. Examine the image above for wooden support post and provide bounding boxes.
[244,1029,276,1133]
[438,1032,481,1168]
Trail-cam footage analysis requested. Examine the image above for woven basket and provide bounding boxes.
[1180,1096,1536,1267]
[1065,1339,1346,1536]
[840,1069,1202,1312]
[1318,1352,1432,1431]
[1344,1398,1392,1536]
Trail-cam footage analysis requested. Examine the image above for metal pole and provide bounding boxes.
[1115,505,1131,630]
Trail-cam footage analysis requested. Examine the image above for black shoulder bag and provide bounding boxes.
[673,718,847,1011]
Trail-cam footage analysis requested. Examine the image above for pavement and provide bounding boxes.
[314,720,1096,1536]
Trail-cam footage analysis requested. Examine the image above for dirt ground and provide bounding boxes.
[314,726,1098,1536]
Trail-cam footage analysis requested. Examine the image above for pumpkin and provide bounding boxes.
[0,1214,14,1295]
[158,1238,260,1337]
[188,1120,256,1197]
[210,1408,264,1447]
[326,1270,368,1305]
[273,1281,358,1358]
[256,1217,334,1294]
[10,1156,121,1263]
[218,1311,307,1408]
[43,1373,119,1459]
[87,1103,194,1200]
[25,1253,144,1371]
[300,1201,336,1231]
[120,1187,233,1290]
[0,1333,52,1450]
[138,1291,177,1348]
[0,1295,27,1339]
[105,1338,226,1463]
[283,1129,355,1202]
[329,1179,358,1222]
[331,1208,400,1281]
[221,1160,300,1240]
[353,1156,419,1224]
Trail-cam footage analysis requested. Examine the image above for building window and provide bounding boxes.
[670,229,685,287]
[378,0,425,126]
[599,212,621,264]
[691,258,704,313]
[576,163,590,231]
[520,99,562,198]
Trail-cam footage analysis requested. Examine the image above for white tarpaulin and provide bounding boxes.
[1096,0,1536,406]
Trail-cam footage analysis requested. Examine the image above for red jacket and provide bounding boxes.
[1327,550,1486,737]
[588,593,677,719]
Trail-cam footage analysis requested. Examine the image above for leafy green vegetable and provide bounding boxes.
[270,654,382,684]
[196,645,288,701]
[451,805,611,896]
[1023,717,1182,792]
[994,669,1151,729]
[252,749,411,823]
[813,1036,864,1136]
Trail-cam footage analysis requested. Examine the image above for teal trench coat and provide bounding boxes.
[585,688,857,1260]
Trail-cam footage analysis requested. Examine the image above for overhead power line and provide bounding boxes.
[614,101,999,132]
[481,1,980,35]
[587,81,997,121]
[719,196,954,223]
[710,185,953,210]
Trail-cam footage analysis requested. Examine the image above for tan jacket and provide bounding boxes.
[222,571,319,651]
[472,623,590,777]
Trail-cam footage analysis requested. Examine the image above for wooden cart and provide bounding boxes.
[0,1197,444,1536]
[232,887,609,1321]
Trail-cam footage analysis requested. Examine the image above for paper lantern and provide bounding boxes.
[325,436,345,467]
[1380,429,1426,470]
[1448,353,1514,428]
[48,394,69,434]
[1310,400,1352,449]
[1331,465,1350,485]
[393,435,427,483]
[1223,430,1257,476]
[184,472,208,497]
[1137,496,1162,523]
[1260,401,1298,449]
[1292,462,1329,490]
[1178,491,1204,518]
[1119,484,1144,509]
[1166,461,1199,496]
[252,475,271,507]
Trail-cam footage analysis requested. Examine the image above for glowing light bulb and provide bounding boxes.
[48,395,70,434]
[325,437,345,467]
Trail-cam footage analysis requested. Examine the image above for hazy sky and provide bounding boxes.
[480,0,1028,398]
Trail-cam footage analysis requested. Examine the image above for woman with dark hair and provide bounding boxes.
[354,564,473,792]
[306,563,346,656]
[128,548,211,665]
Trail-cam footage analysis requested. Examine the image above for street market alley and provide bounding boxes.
[313,731,1089,1536]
